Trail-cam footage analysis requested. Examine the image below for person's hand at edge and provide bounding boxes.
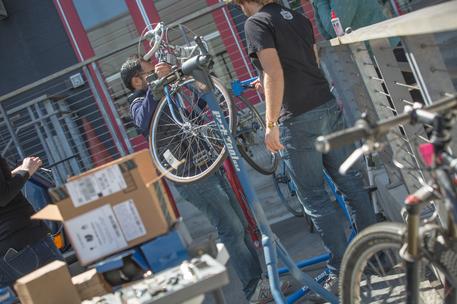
[265,126,284,153]
[12,157,42,177]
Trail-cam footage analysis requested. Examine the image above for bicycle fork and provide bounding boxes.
[401,185,435,304]
[404,203,421,304]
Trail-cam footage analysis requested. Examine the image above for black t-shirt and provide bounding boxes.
[0,157,49,255]
[244,3,334,121]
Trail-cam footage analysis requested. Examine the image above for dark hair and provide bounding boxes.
[120,55,143,91]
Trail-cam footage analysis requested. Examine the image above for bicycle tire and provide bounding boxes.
[272,171,305,218]
[340,222,455,303]
[273,170,315,232]
[232,95,279,175]
[149,76,235,183]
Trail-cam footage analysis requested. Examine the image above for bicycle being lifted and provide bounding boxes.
[316,94,457,303]
[139,22,278,182]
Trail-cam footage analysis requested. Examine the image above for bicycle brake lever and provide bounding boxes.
[339,147,364,175]
[339,142,380,175]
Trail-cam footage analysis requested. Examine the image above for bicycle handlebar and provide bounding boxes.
[143,23,165,61]
[315,120,371,153]
[315,95,457,153]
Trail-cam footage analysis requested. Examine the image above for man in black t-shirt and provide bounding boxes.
[233,0,377,296]
[0,156,63,288]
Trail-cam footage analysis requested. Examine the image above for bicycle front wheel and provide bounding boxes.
[232,95,278,175]
[149,76,235,183]
[340,222,455,303]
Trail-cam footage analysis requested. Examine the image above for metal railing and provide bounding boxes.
[316,1,457,220]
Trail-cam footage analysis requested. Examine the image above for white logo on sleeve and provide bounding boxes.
[280,9,293,20]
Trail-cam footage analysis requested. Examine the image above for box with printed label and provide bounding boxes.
[32,150,177,266]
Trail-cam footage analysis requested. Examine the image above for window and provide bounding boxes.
[73,0,128,30]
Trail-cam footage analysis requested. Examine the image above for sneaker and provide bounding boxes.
[249,278,291,304]
[322,272,339,295]
[305,272,339,303]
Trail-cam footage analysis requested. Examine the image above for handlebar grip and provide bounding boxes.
[315,121,370,153]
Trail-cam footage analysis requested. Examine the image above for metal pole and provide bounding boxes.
[26,107,56,174]
[0,103,24,159]
[58,101,92,170]
[34,103,66,185]
[43,101,80,175]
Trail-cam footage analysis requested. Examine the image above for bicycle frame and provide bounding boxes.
[402,115,457,304]
[402,171,457,304]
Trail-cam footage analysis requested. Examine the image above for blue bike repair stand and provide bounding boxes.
[231,78,357,302]
[181,53,339,304]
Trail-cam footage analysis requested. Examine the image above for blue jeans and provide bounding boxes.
[0,236,63,287]
[175,172,262,298]
[281,99,376,271]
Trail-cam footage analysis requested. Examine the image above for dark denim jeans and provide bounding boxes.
[0,236,63,287]
[175,172,262,298]
[281,99,376,272]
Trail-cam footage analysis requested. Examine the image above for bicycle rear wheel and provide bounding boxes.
[272,165,306,218]
[149,76,235,183]
[340,222,456,303]
[273,170,314,232]
[232,95,279,175]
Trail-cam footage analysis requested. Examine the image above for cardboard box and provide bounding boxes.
[33,150,177,265]
[14,261,80,304]
[72,269,112,301]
